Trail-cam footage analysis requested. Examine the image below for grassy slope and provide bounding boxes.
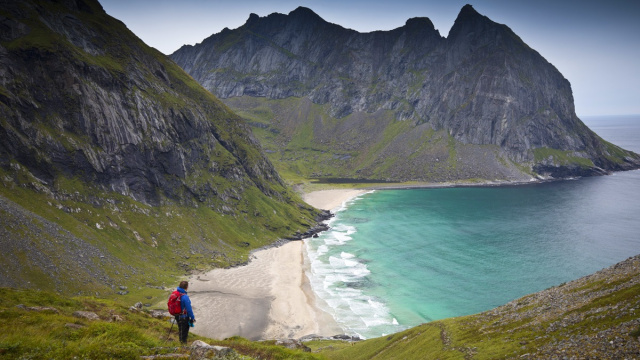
[0,164,313,301]
[224,96,530,185]
[0,288,322,360]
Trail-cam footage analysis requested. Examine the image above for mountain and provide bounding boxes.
[171,5,640,182]
[0,0,320,294]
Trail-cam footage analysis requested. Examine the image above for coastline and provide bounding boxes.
[188,188,367,340]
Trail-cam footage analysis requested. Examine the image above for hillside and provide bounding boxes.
[0,0,321,296]
[171,5,640,183]
[1,254,637,358]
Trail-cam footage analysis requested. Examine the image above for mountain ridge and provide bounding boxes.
[171,5,640,182]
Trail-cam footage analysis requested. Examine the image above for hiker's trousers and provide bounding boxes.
[175,316,190,344]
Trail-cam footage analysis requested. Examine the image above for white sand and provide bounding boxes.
[303,189,369,210]
[188,188,367,340]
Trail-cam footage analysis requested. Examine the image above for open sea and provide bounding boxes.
[304,115,640,339]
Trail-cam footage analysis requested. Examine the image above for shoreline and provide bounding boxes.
[362,178,547,191]
[188,188,367,341]
[180,175,632,341]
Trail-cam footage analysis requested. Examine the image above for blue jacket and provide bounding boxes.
[177,287,195,320]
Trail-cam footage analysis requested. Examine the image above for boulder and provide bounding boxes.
[190,340,236,359]
[72,311,100,320]
[275,339,311,352]
[129,302,143,312]
[150,309,171,319]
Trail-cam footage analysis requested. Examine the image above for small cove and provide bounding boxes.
[304,115,640,339]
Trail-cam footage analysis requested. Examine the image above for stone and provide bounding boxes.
[189,340,236,359]
[72,311,100,320]
[275,339,311,352]
[150,309,170,319]
[129,302,144,312]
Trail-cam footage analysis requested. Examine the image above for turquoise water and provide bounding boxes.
[305,115,640,339]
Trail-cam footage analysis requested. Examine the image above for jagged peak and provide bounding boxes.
[404,17,436,31]
[289,6,321,18]
[459,4,480,18]
[447,4,495,39]
[245,13,260,25]
[453,4,489,27]
[241,7,325,29]
[287,6,325,25]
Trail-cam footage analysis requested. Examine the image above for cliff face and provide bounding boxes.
[0,0,293,207]
[0,0,318,293]
[171,5,640,181]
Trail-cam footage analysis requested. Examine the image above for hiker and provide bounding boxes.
[169,280,195,344]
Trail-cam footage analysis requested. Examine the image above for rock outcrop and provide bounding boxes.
[171,5,640,181]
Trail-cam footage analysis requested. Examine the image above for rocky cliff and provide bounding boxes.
[0,0,318,293]
[171,5,640,182]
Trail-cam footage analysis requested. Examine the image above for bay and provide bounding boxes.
[305,115,640,339]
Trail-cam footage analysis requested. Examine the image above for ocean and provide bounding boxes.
[304,115,640,339]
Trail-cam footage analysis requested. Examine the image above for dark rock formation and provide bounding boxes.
[0,0,294,208]
[171,5,640,181]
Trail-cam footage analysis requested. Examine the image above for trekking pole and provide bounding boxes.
[166,318,175,342]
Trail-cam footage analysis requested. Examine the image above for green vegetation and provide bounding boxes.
[0,288,322,360]
[600,138,636,165]
[225,95,556,186]
[0,163,316,301]
[533,147,594,168]
[447,134,458,169]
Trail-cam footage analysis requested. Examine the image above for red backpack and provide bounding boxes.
[167,290,185,316]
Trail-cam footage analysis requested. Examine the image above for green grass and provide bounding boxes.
[224,96,541,185]
[0,288,323,360]
[533,147,594,168]
[599,137,639,165]
[447,133,458,169]
[0,163,317,301]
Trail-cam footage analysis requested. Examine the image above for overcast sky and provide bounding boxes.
[100,0,639,117]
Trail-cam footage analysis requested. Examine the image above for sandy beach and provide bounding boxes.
[188,188,367,340]
[302,189,370,211]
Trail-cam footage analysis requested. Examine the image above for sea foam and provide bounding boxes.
[304,191,406,339]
